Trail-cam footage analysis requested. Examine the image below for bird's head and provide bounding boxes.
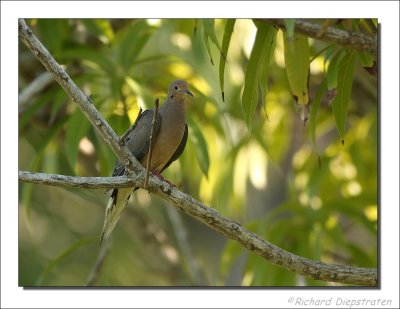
[168,80,193,100]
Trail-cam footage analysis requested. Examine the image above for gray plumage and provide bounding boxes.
[100,80,193,243]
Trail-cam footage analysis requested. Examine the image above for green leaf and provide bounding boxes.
[36,19,68,57]
[19,91,54,130]
[193,19,198,36]
[203,19,222,51]
[82,19,114,43]
[65,109,91,172]
[118,20,156,70]
[219,19,236,101]
[36,238,95,286]
[283,32,310,105]
[202,29,214,65]
[202,19,223,65]
[357,51,375,67]
[63,47,115,75]
[331,50,357,144]
[309,79,327,161]
[22,117,69,221]
[327,49,346,90]
[187,117,210,178]
[242,23,277,126]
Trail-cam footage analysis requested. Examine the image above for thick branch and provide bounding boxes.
[18,18,142,175]
[261,19,377,55]
[18,171,141,189]
[18,170,377,286]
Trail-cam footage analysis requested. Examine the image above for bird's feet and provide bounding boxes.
[152,171,176,188]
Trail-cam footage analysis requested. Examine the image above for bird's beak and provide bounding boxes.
[184,89,193,97]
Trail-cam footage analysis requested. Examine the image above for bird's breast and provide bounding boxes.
[141,102,186,173]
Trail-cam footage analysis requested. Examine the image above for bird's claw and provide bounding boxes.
[152,171,176,188]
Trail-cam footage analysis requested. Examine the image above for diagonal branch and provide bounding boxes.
[18,170,377,286]
[18,18,143,176]
[259,19,377,55]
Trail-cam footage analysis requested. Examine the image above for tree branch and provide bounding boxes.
[18,170,377,286]
[18,18,377,286]
[18,170,141,189]
[260,19,377,55]
[18,18,143,176]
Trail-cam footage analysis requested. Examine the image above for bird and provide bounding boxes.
[100,80,193,244]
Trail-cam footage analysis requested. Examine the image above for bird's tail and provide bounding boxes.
[100,189,131,245]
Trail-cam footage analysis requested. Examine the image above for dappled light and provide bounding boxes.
[18,18,377,287]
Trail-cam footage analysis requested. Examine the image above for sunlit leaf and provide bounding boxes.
[331,50,356,144]
[82,19,114,43]
[202,19,223,66]
[327,49,346,91]
[283,32,310,105]
[242,23,277,126]
[219,19,236,101]
[187,117,210,177]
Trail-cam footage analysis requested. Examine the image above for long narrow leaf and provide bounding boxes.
[327,49,346,91]
[202,19,224,66]
[283,32,310,105]
[242,24,277,126]
[22,117,69,222]
[187,117,210,178]
[219,19,236,101]
[331,50,356,144]
[309,79,327,162]
[36,238,95,286]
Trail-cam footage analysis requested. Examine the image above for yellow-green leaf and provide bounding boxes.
[242,23,277,126]
[187,117,210,178]
[331,50,356,144]
[327,50,346,91]
[283,32,310,105]
[202,19,223,66]
[309,79,327,161]
[219,19,236,101]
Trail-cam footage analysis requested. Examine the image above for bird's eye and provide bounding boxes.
[174,85,179,91]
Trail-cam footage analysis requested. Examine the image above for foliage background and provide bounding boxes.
[18,19,377,286]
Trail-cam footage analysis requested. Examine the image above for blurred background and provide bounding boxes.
[18,19,377,286]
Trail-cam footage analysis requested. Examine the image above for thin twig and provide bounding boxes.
[144,98,159,189]
[18,170,142,189]
[259,19,377,56]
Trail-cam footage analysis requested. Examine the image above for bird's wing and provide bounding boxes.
[111,109,162,177]
[160,123,188,173]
